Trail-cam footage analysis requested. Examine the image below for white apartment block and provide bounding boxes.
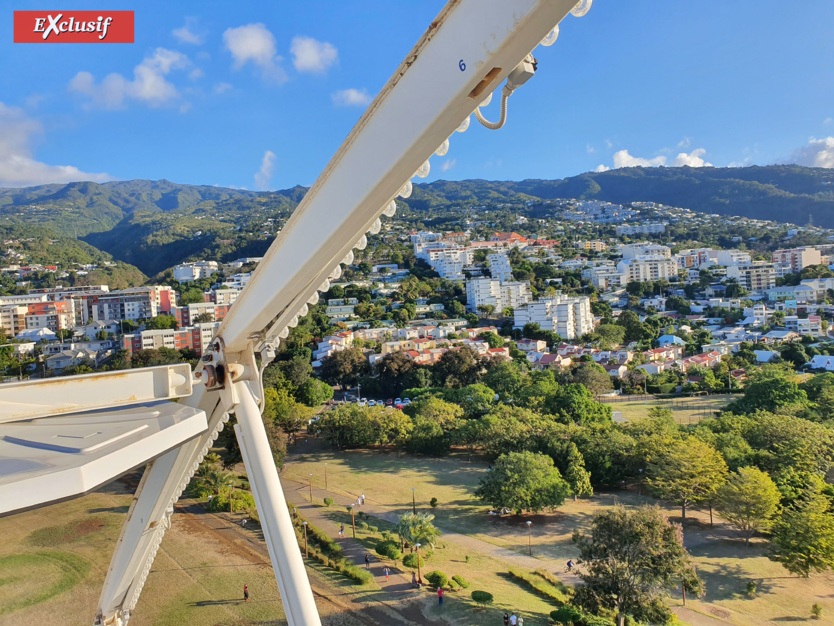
[513,293,593,339]
[585,265,627,290]
[466,277,531,312]
[709,249,752,266]
[620,243,672,259]
[616,223,666,236]
[418,246,473,280]
[726,263,777,292]
[771,247,826,273]
[487,253,514,282]
[617,255,678,282]
[173,261,219,282]
[785,315,823,337]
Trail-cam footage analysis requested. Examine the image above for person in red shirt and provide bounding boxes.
[437,586,444,606]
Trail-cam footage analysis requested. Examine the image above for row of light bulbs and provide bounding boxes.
[273,0,592,344]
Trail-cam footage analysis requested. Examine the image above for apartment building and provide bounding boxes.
[173,301,232,327]
[574,240,608,252]
[486,253,514,282]
[709,249,752,266]
[616,223,666,236]
[173,261,219,282]
[465,277,531,312]
[585,265,626,290]
[205,288,240,306]
[676,248,714,269]
[418,246,473,280]
[513,293,593,339]
[771,247,827,273]
[0,304,28,337]
[25,301,75,332]
[620,243,672,259]
[88,287,167,322]
[726,263,777,292]
[616,255,678,282]
[785,315,823,337]
[121,322,220,357]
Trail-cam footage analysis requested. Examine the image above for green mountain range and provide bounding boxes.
[1,165,832,276]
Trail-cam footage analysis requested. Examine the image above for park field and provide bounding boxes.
[283,445,834,625]
[603,394,735,425]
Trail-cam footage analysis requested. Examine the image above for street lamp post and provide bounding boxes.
[309,473,313,503]
[526,520,532,556]
[415,543,423,585]
[411,487,416,514]
[324,463,328,490]
[350,504,356,539]
[302,521,308,557]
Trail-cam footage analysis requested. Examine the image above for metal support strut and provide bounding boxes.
[233,380,321,626]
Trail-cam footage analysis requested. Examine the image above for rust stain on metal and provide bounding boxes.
[468,67,502,99]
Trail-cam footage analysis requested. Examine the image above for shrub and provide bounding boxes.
[448,579,461,591]
[452,574,470,589]
[425,571,448,589]
[189,482,215,499]
[323,497,334,507]
[551,606,581,625]
[812,603,823,620]
[579,615,615,626]
[246,507,260,525]
[402,553,425,569]
[430,497,438,508]
[465,555,471,564]
[746,581,757,597]
[381,531,391,541]
[471,590,494,607]
[375,540,402,560]
[358,521,368,531]
[369,525,378,533]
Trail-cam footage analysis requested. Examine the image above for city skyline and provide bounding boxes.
[1,0,832,190]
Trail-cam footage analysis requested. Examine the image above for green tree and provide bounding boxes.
[319,347,369,389]
[478,331,504,349]
[573,506,703,626]
[594,324,626,348]
[192,312,214,324]
[729,366,809,415]
[433,346,483,388]
[571,362,614,396]
[475,451,570,514]
[296,378,334,407]
[647,438,728,521]
[716,467,781,545]
[143,314,178,330]
[769,487,834,577]
[565,442,593,502]
[404,396,463,455]
[395,512,442,550]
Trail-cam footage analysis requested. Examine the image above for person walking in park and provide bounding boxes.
[338,523,345,537]
[518,617,523,626]
[364,554,371,570]
[510,613,518,626]
[243,584,249,603]
[383,566,390,582]
[504,613,510,626]
[437,587,444,606]
[412,571,417,588]
[361,493,365,505]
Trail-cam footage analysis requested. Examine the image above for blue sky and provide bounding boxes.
[1,0,833,190]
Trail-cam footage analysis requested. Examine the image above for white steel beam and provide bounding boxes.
[0,364,193,424]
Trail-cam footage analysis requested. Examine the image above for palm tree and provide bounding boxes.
[194,467,233,494]
[396,512,442,550]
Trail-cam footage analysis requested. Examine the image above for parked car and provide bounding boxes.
[385,398,393,406]
[402,398,412,405]
[394,398,402,405]
[368,400,377,407]
[357,399,367,406]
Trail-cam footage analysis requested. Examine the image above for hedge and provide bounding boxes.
[508,567,569,605]
[471,590,494,606]
[452,574,470,589]
[402,553,425,569]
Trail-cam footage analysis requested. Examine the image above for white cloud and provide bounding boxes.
[0,102,110,187]
[671,148,712,167]
[172,18,204,45]
[223,24,287,82]
[254,150,276,190]
[586,143,595,154]
[213,82,232,94]
[188,68,204,80]
[612,149,666,168]
[598,147,712,170]
[68,48,190,109]
[331,88,371,107]
[290,36,337,74]
[440,159,456,172]
[791,137,834,168]
[604,139,613,149]
[825,118,833,125]
[677,136,692,149]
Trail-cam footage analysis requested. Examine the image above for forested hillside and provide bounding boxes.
[1,166,832,275]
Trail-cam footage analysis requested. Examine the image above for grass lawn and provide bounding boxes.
[284,446,834,625]
[606,394,735,425]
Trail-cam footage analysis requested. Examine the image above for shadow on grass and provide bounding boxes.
[694,560,777,602]
[87,505,130,514]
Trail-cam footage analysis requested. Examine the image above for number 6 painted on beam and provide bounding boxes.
[459,59,466,71]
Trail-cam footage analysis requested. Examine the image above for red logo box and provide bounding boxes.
[14,11,134,43]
